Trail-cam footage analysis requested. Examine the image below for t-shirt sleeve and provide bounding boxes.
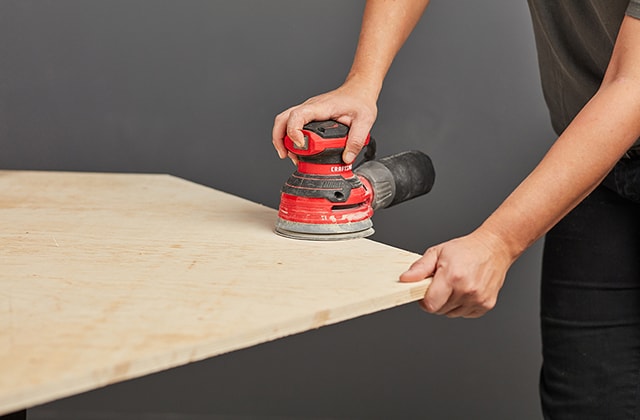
[627,0,640,18]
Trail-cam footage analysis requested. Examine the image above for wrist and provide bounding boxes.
[343,71,383,101]
[471,222,524,264]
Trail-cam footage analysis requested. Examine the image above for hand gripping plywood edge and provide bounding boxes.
[0,170,431,415]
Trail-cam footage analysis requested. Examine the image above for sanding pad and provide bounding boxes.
[274,218,374,241]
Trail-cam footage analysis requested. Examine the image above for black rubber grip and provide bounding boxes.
[376,151,435,207]
[281,172,362,202]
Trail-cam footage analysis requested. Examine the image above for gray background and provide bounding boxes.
[1,1,556,419]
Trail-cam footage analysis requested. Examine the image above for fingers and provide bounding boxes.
[287,151,299,166]
[403,236,508,319]
[272,111,290,159]
[341,117,374,163]
[272,106,318,159]
[419,302,484,319]
[286,108,315,148]
[399,247,438,283]
[272,105,333,161]
[399,248,457,314]
[423,268,456,314]
[272,88,378,164]
[423,270,497,317]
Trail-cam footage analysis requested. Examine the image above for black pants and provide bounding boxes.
[540,181,640,418]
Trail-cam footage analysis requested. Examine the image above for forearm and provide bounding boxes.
[479,78,640,259]
[345,0,430,98]
[400,83,640,317]
[272,0,428,160]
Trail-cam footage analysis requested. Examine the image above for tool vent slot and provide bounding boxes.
[331,202,368,211]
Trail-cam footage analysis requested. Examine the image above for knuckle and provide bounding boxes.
[477,297,496,312]
[290,107,310,121]
[448,266,471,285]
[287,108,302,121]
[359,112,376,126]
[483,297,497,311]
[275,109,294,124]
[424,246,440,260]
[350,137,365,148]
[423,300,438,313]
[461,286,480,299]
[289,106,301,115]
[302,94,321,105]
[424,247,438,258]
[447,270,464,286]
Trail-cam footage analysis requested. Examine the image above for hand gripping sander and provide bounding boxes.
[275,120,436,241]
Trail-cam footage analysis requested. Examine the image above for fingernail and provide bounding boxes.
[344,152,356,163]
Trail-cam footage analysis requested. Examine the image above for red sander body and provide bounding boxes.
[275,120,436,241]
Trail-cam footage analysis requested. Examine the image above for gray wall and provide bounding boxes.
[1,1,555,419]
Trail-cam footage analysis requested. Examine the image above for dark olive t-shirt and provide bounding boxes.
[527,0,640,147]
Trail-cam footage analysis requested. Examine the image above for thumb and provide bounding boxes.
[399,247,439,283]
[342,119,371,164]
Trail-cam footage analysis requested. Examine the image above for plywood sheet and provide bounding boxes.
[0,170,430,415]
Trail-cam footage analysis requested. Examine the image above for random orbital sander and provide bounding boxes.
[275,120,435,240]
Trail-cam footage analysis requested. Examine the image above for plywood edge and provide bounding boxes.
[0,169,171,178]
[0,278,430,415]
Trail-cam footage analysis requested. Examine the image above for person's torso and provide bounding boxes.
[527,0,631,138]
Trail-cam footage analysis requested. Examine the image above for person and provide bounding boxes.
[272,0,640,418]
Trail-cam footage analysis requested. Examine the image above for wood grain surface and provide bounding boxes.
[0,170,430,415]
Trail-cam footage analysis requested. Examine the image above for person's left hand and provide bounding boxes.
[399,230,515,318]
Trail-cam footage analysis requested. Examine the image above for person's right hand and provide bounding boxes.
[272,80,378,164]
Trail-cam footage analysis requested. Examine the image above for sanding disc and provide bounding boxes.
[274,218,374,241]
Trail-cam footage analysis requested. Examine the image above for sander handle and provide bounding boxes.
[283,120,371,160]
[355,151,435,210]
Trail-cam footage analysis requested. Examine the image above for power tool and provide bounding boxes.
[275,120,435,241]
